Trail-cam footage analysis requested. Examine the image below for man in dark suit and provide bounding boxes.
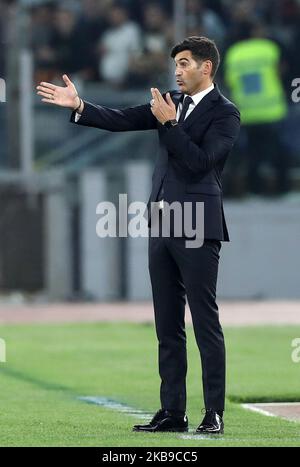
[37,36,240,435]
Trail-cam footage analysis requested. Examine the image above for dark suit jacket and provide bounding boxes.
[70,84,240,241]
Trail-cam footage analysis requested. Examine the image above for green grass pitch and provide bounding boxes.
[0,322,300,447]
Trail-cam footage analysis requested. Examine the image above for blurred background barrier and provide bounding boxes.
[0,0,299,301]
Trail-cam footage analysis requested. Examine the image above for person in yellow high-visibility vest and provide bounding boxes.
[224,21,289,195]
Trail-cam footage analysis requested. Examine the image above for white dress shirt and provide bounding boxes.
[176,83,215,121]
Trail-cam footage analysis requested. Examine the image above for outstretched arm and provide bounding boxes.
[70,100,157,132]
[36,75,157,132]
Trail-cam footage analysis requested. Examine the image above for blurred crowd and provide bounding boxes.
[0,0,299,100]
[29,0,175,88]
[1,0,300,194]
[27,0,300,91]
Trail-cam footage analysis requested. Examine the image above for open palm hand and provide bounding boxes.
[36,74,79,109]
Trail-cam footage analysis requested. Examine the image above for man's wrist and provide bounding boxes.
[77,99,84,114]
[163,119,178,129]
[73,95,82,112]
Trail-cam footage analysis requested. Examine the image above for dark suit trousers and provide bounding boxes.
[148,220,225,413]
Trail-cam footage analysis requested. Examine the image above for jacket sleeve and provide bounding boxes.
[160,104,240,174]
[70,100,157,132]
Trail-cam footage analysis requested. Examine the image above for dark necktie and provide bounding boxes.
[156,96,194,203]
[178,95,193,123]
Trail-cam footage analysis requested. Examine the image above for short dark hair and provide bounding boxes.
[171,36,220,78]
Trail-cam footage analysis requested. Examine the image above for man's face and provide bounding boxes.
[174,50,212,95]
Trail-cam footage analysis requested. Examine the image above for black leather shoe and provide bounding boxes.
[132,408,188,432]
[195,409,224,434]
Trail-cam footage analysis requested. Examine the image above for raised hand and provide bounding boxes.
[150,88,177,124]
[36,74,80,110]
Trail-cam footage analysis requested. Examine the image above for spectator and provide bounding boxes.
[224,0,260,46]
[98,2,142,87]
[30,2,57,83]
[126,2,172,88]
[51,6,80,76]
[74,0,110,81]
[224,20,289,195]
[185,0,226,49]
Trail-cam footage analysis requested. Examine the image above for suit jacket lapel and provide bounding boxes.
[171,84,220,131]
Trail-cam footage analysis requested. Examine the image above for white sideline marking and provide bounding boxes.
[242,402,300,421]
[244,402,300,407]
[78,396,221,439]
[180,434,224,440]
[78,396,150,420]
[0,338,6,362]
[242,403,277,418]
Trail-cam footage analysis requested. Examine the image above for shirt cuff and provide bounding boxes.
[74,112,82,122]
